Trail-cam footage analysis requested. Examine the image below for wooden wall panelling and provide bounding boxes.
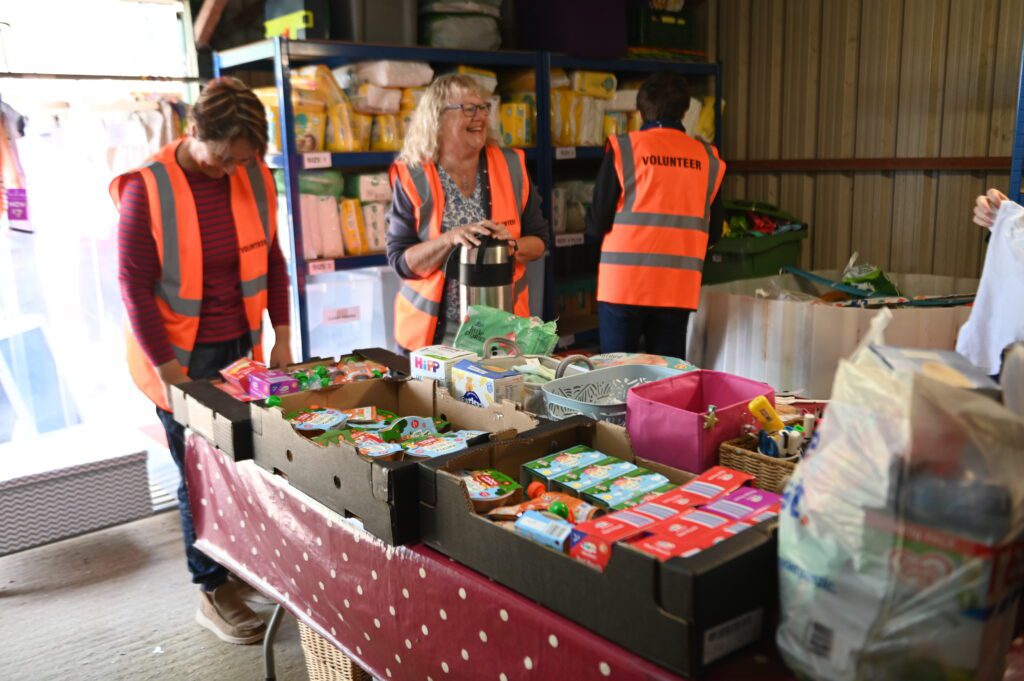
[984,0,1024,274]
[744,0,785,205]
[716,0,751,200]
[889,0,950,274]
[811,0,860,270]
[778,0,822,268]
[850,0,905,271]
[933,0,1001,277]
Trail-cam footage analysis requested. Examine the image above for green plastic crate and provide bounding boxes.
[627,7,698,51]
[702,229,808,285]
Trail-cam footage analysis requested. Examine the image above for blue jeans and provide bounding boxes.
[598,302,691,359]
[156,335,251,592]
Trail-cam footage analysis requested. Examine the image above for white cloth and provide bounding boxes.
[956,200,1024,376]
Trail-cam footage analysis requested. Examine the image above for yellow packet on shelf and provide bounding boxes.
[339,198,369,256]
[455,65,497,95]
[695,95,721,144]
[371,114,402,151]
[499,102,533,148]
[398,111,415,140]
[362,202,388,253]
[570,71,617,100]
[254,87,327,154]
[292,64,349,107]
[353,113,373,151]
[627,110,643,133]
[400,87,427,112]
[603,112,628,139]
[550,90,582,147]
[326,103,362,152]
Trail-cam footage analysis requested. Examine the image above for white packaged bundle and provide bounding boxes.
[354,60,434,88]
[299,194,323,260]
[317,195,345,258]
[607,88,639,112]
[577,96,607,146]
[777,311,1024,681]
[351,84,402,115]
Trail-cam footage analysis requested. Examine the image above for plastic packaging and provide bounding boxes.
[455,65,498,95]
[578,96,607,146]
[570,71,617,99]
[550,90,582,146]
[603,112,628,139]
[292,64,349,106]
[499,102,533,147]
[344,173,392,203]
[400,87,427,112]
[501,67,568,92]
[326,103,365,152]
[370,114,402,151]
[361,202,387,253]
[776,311,1024,681]
[453,305,558,357]
[254,87,327,153]
[351,83,402,114]
[421,13,500,51]
[354,60,434,88]
[339,198,369,255]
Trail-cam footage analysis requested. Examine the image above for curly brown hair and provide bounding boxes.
[189,77,269,156]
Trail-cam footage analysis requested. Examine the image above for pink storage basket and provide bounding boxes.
[626,370,774,473]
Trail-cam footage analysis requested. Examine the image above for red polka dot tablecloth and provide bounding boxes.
[186,433,796,681]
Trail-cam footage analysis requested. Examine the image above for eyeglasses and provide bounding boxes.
[444,103,491,118]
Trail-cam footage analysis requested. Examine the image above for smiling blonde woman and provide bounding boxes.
[386,74,549,351]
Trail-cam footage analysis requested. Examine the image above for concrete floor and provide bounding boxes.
[0,511,308,681]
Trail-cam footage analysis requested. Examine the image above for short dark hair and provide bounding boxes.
[190,77,269,156]
[637,71,691,122]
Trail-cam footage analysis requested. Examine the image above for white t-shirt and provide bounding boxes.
[956,200,1024,376]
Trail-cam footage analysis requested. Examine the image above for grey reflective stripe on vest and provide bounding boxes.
[400,283,442,317]
[171,343,191,368]
[702,143,719,221]
[500,148,525,214]
[145,161,203,317]
[514,273,528,299]
[244,162,271,242]
[250,327,263,350]
[600,251,705,272]
[617,134,637,212]
[407,165,435,242]
[241,274,268,298]
[612,211,707,231]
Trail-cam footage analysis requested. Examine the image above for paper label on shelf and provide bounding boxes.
[555,233,585,248]
[555,146,577,160]
[324,306,361,325]
[308,260,336,275]
[302,152,331,169]
[702,609,763,665]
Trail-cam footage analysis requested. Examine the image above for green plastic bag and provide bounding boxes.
[454,305,558,357]
[273,169,345,197]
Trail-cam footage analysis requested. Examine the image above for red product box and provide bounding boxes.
[220,357,264,391]
[678,466,754,501]
[643,486,703,514]
[569,509,662,570]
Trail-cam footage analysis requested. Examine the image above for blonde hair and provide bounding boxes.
[190,76,269,157]
[398,74,496,166]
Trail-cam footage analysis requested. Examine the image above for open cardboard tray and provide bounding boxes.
[418,415,778,677]
[252,377,540,545]
[170,349,409,462]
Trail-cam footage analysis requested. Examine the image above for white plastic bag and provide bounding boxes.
[354,61,434,88]
[777,311,1024,681]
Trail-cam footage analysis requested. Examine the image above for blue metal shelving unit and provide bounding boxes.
[213,37,722,357]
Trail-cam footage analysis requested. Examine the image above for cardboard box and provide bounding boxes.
[253,377,538,544]
[450,359,525,408]
[171,349,411,461]
[410,345,477,386]
[418,416,778,676]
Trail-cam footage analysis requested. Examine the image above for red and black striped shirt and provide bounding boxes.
[117,167,290,366]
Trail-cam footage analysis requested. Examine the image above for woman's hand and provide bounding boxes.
[487,221,516,242]
[446,221,495,249]
[156,358,189,406]
[269,326,293,369]
[973,188,1008,230]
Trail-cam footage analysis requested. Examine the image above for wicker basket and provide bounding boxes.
[719,434,797,493]
[297,620,372,681]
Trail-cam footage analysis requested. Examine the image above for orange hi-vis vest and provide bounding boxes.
[110,138,277,411]
[597,128,725,310]
[390,145,531,351]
